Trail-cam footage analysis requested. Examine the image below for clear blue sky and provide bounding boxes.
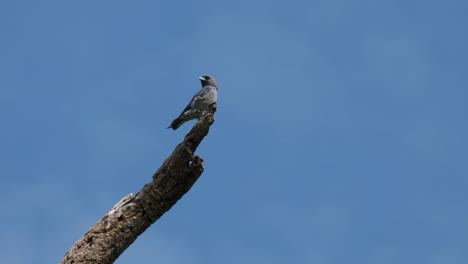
[1,0,467,263]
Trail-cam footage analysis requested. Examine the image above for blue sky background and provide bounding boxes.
[1,0,467,263]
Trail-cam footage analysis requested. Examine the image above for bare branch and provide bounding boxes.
[61,103,217,264]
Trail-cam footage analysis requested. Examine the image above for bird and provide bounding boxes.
[167,75,218,130]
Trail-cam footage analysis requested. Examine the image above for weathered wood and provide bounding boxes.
[61,103,217,264]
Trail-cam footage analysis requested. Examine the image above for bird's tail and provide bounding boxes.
[167,117,184,130]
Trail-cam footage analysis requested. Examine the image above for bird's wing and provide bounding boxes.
[179,86,215,115]
[180,87,211,113]
[193,86,213,100]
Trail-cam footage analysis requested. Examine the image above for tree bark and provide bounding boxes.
[61,104,217,264]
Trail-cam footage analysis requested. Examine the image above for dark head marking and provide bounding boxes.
[199,75,217,88]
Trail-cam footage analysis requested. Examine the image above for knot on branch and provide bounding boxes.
[207,102,217,115]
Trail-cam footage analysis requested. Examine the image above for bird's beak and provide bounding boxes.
[198,76,206,81]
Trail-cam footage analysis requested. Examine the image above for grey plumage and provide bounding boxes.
[168,75,218,130]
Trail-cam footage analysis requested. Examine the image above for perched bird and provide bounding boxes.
[167,75,218,130]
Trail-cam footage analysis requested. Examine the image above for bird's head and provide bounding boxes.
[199,75,217,88]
